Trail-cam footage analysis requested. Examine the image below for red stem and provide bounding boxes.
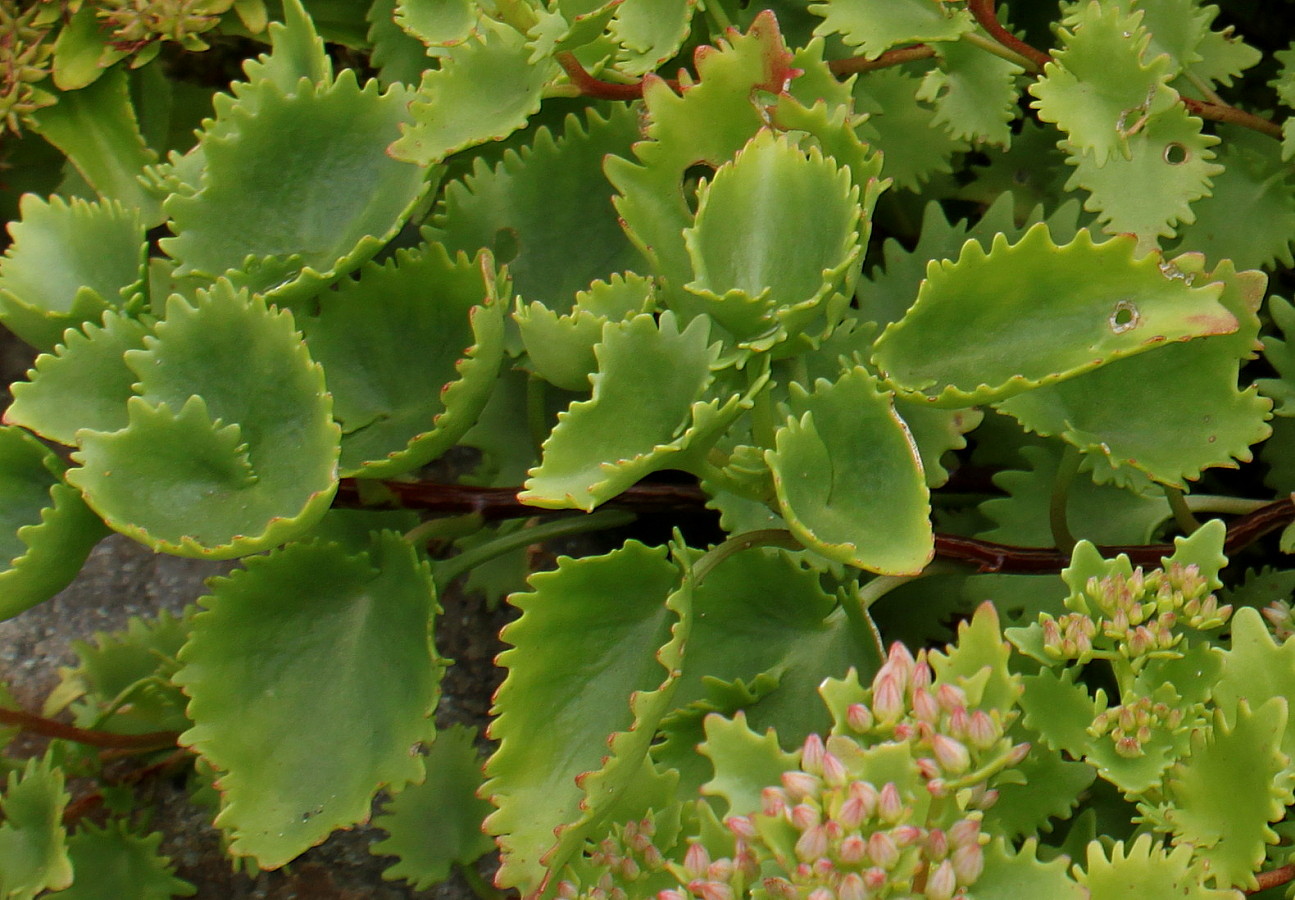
[1250,864,1295,893]
[967,0,1051,71]
[829,45,936,76]
[0,707,178,751]
[1182,97,1284,139]
[555,51,649,101]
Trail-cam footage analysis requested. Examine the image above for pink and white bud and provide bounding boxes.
[1006,742,1031,766]
[926,778,948,797]
[690,880,734,900]
[873,672,906,723]
[782,771,821,802]
[795,824,830,863]
[822,751,848,788]
[847,703,874,733]
[707,858,734,883]
[926,860,957,900]
[761,878,797,900]
[926,828,949,860]
[935,683,967,713]
[916,757,940,780]
[791,803,821,831]
[966,710,999,749]
[726,816,757,840]
[878,782,904,824]
[892,824,924,846]
[802,734,826,775]
[887,642,916,677]
[557,880,580,899]
[807,889,834,900]
[838,872,868,900]
[948,818,981,849]
[643,845,665,870]
[736,844,759,881]
[839,834,868,866]
[892,722,916,741]
[684,843,711,879]
[912,688,940,723]
[868,831,900,869]
[619,857,641,881]
[863,867,888,891]
[952,843,985,884]
[655,890,686,900]
[931,734,971,774]
[946,707,970,741]
[972,788,999,810]
[912,660,934,692]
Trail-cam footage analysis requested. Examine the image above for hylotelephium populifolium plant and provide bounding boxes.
[6,0,1295,897]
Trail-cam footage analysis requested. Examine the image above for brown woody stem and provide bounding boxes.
[0,706,179,751]
[829,45,936,76]
[967,0,1051,71]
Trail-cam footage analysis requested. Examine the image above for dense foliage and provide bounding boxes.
[3,0,1295,897]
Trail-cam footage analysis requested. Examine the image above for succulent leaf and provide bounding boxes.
[50,821,194,899]
[0,754,72,900]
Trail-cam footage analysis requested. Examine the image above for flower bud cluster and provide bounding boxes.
[0,2,54,134]
[1041,563,1230,665]
[1263,598,1295,642]
[1088,696,1185,759]
[557,817,672,900]
[95,0,230,53]
[843,644,1025,801]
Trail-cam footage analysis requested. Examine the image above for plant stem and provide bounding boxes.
[1251,864,1295,893]
[1181,97,1283,140]
[1049,446,1080,555]
[526,374,550,459]
[433,509,636,591]
[1184,495,1272,515]
[829,45,936,76]
[458,861,508,900]
[702,0,733,33]
[1164,486,1201,535]
[966,0,1051,72]
[960,31,1036,72]
[690,528,804,586]
[0,706,178,751]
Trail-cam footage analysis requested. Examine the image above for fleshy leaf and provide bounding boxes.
[1077,833,1234,900]
[303,245,506,478]
[0,195,146,350]
[5,311,151,446]
[610,0,697,75]
[69,284,339,559]
[483,542,682,894]
[852,67,970,191]
[809,0,976,59]
[390,18,556,165]
[0,426,108,621]
[431,105,641,308]
[1213,607,1295,760]
[0,755,72,900]
[371,724,494,890]
[173,533,441,869]
[767,366,933,575]
[162,72,430,304]
[974,837,1087,899]
[996,258,1270,487]
[1029,2,1178,165]
[698,711,799,817]
[520,313,729,511]
[682,129,861,344]
[394,0,480,46]
[1162,698,1294,890]
[870,225,1237,407]
[916,39,1024,148]
[49,821,194,899]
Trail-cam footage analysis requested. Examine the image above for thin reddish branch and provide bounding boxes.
[339,479,1295,576]
[1251,864,1295,893]
[0,706,179,751]
[1182,97,1284,139]
[829,45,936,76]
[967,0,1051,71]
[555,51,648,101]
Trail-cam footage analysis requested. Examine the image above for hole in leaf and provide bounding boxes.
[1163,143,1189,165]
[492,227,519,265]
[682,163,715,214]
[1109,300,1139,334]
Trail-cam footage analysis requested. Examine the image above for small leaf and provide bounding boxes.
[394,0,480,47]
[48,821,194,899]
[1077,833,1234,900]
[852,67,970,191]
[809,0,976,59]
[0,195,146,351]
[767,366,932,575]
[0,755,72,900]
[371,724,494,890]
[974,837,1087,900]
[610,0,697,75]
[173,533,441,869]
[698,711,799,817]
[916,39,1024,147]
[390,18,556,165]
[871,225,1237,407]
[1213,607,1295,760]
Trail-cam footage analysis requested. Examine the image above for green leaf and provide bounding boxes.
[0,755,72,900]
[173,533,441,869]
[916,39,1024,147]
[0,427,108,621]
[852,67,970,191]
[51,5,111,91]
[682,129,862,344]
[520,313,730,511]
[5,312,151,446]
[483,541,682,894]
[162,72,430,304]
[371,724,494,891]
[871,225,1237,407]
[48,821,194,899]
[69,284,339,559]
[1029,1,1178,165]
[390,18,556,165]
[698,711,799,817]
[927,601,1020,713]
[28,67,163,222]
[303,245,506,478]
[394,0,480,46]
[1259,296,1295,415]
[430,105,641,308]
[610,0,697,75]
[1213,607,1295,760]
[984,744,1096,841]
[996,257,1270,487]
[1018,667,1098,758]
[974,837,1087,900]
[809,0,975,59]
[1162,698,1294,890]
[0,195,146,351]
[1077,833,1234,900]
[1063,103,1222,241]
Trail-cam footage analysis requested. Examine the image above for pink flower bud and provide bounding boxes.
[873,672,905,723]
[736,844,759,881]
[782,771,821,802]
[795,824,829,863]
[557,880,579,899]
[892,824,924,846]
[892,722,916,741]
[802,734,826,775]
[838,872,868,900]
[973,788,999,810]
[878,782,904,824]
[948,818,981,849]
[822,751,848,788]
[762,878,797,900]
[643,845,665,870]
[916,758,940,780]
[946,707,970,740]
[912,688,940,723]
[656,891,686,900]
[684,843,711,879]
[926,860,957,900]
[926,828,949,860]
[966,710,999,749]
[791,803,821,831]
[762,786,788,817]
[912,660,933,691]
[849,780,878,814]
[926,778,948,797]
[868,831,900,869]
[931,734,971,774]
[887,642,916,676]
[847,703,874,732]
[807,889,834,900]
[935,683,967,713]
[691,881,734,900]
[620,857,641,880]
[952,843,985,884]
[707,858,734,883]
[864,867,888,890]
[839,834,868,865]
[1006,742,1031,766]
[726,816,757,840]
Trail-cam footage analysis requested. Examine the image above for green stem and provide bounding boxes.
[1164,486,1201,536]
[696,459,770,503]
[1185,494,1272,516]
[748,365,778,451]
[433,509,635,591]
[457,861,507,900]
[959,31,1038,72]
[403,513,486,548]
[1049,446,1081,555]
[526,374,550,460]
[701,0,734,33]
[690,529,804,587]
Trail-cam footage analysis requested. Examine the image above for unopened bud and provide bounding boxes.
[952,843,984,884]
[838,872,868,900]
[839,834,868,865]
[782,771,820,802]
[873,672,905,724]
[620,857,640,881]
[726,816,757,840]
[692,881,734,900]
[801,734,826,775]
[656,890,686,900]
[807,889,833,900]
[892,824,924,846]
[912,660,933,691]
[936,683,967,713]
[791,803,820,831]
[762,878,797,900]
[847,703,873,732]
[966,710,999,749]
[948,817,981,849]
[926,860,957,900]
[684,843,711,878]
[795,824,829,862]
[931,734,971,774]
[864,867,888,890]
[821,751,848,788]
[762,787,787,816]
[878,783,904,824]
[926,828,949,860]
[912,688,940,723]
[868,831,900,869]
[1006,742,1031,766]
